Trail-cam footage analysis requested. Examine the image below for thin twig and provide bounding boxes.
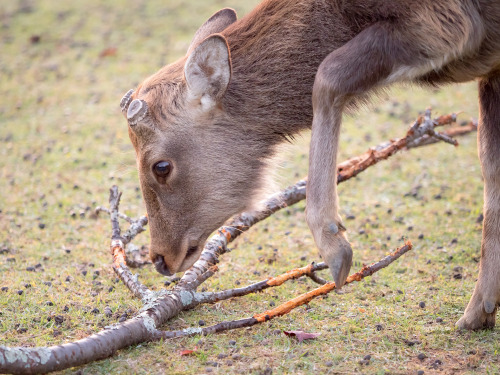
[152,243,412,339]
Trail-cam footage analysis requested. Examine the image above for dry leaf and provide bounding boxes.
[99,47,117,58]
[179,346,198,356]
[283,330,321,343]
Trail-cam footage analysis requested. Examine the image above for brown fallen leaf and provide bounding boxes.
[179,347,198,356]
[99,47,117,58]
[283,330,321,343]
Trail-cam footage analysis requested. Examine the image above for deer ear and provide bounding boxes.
[184,34,231,110]
[187,8,237,56]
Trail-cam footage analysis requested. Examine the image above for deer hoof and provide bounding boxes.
[456,296,498,330]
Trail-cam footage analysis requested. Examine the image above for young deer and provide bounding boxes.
[121,0,500,330]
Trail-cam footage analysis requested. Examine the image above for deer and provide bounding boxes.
[120,0,500,330]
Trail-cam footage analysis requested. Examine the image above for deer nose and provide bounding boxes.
[153,255,173,276]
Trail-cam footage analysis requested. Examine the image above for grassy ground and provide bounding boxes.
[1,1,499,374]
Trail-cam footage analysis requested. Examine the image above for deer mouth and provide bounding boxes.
[154,255,173,276]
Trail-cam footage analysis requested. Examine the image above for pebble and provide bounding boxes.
[199,320,206,326]
[45,301,54,306]
[91,308,99,314]
[417,353,427,361]
[1,287,8,292]
[24,283,32,288]
[17,290,23,295]
[269,300,275,307]
[436,317,443,323]
[217,353,228,359]
[419,301,426,308]
[26,266,35,272]
[363,355,371,361]
[325,361,334,367]
[375,324,384,331]
[228,340,236,346]
[38,223,46,229]
[418,234,424,239]
[54,315,64,325]
[417,371,425,375]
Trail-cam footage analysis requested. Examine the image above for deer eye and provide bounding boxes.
[153,161,172,178]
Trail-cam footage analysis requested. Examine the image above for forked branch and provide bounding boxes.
[0,111,475,374]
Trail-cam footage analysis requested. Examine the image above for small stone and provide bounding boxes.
[24,283,32,288]
[38,223,46,229]
[82,270,87,276]
[65,276,71,282]
[54,315,64,325]
[108,286,114,293]
[300,255,307,261]
[1,287,8,292]
[45,301,54,306]
[375,324,383,331]
[436,317,443,323]
[205,368,213,373]
[228,340,236,346]
[453,273,463,279]
[358,360,370,366]
[269,300,275,307]
[325,361,334,367]
[476,213,484,223]
[417,371,425,375]
[226,360,233,366]
[363,355,371,361]
[17,290,23,295]
[199,320,206,326]
[217,353,228,359]
[417,353,427,361]
[119,316,127,323]
[232,354,242,360]
[43,281,52,287]
[419,301,426,308]
[63,305,69,312]
[418,234,424,239]
[91,308,99,314]
[65,249,71,254]
[26,266,35,272]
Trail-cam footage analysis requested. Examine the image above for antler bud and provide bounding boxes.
[127,99,148,126]
[120,89,134,113]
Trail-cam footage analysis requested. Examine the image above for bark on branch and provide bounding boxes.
[0,111,475,374]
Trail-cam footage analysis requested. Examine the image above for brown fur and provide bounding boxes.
[123,0,500,329]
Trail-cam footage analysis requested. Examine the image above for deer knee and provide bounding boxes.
[312,62,349,110]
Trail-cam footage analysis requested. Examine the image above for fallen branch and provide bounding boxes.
[153,242,412,339]
[0,111,475,374]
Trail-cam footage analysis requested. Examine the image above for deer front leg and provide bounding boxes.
[457,75,500,330]
[307,98,353,288]
[306,23,439,287]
